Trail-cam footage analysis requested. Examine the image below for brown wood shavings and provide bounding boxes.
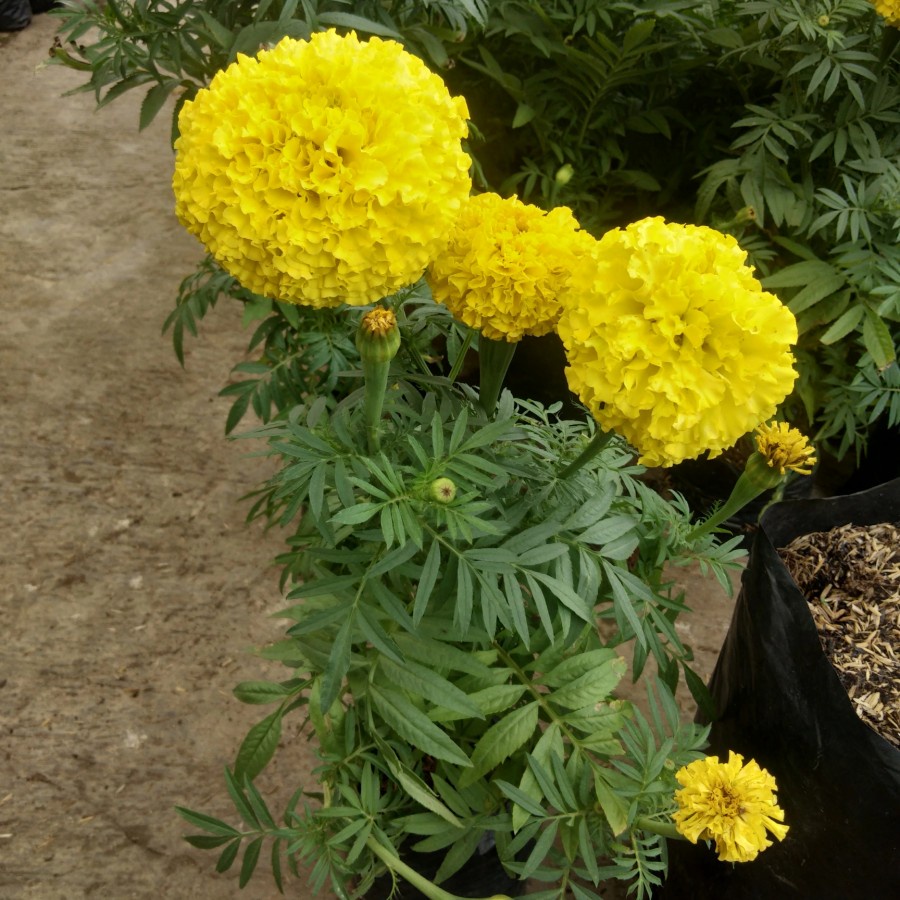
[779,522,900,749]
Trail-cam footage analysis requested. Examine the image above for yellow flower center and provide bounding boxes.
[361,307,398,337]
[755,421,817,476]
[710,785,743,818]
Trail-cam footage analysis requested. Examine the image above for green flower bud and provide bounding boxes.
[555,163,574,185]
[356,307,401,364]
[356,307,401,453]
[818,14,830,26]
[430,477,457,504]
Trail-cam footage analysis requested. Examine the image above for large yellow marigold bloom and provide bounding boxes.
[428,193,595,342]
[673,751,789,863]
[173,31,471,308]
[557,217,798,467]
[873,0,900,27]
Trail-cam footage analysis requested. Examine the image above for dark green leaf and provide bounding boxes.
[234,710,282,782]
[239,836,264,888]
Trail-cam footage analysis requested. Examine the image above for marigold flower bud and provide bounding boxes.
[555,163,575,185]
[429,477,457,504]
[356,308,401,452]
[818,14,830,25]
[356,308,401,364]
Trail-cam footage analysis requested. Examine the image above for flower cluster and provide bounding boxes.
[557,217,798,467]
[173,30,471,308]
[428,193,593,341]
[673,751,790,863]
[873,0,900,27]
[755,421,817,476]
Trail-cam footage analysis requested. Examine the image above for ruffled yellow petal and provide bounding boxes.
[673,751,789,863]
[557,217,798,467]
[173,30,471,308]
[428,193,595,342]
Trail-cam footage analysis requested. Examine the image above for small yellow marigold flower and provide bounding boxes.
[360,307,397,339]
[872,0,900,27]
[557,217,798,467]
[428,193,595,342]
[755,421,817,476]
[673,751,789,864]
[173,31,471,308]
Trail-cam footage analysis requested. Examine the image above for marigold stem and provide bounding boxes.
[632,815,684,842]
[478,336,517,415]
[447,328,475,385]
[559,429,613,479]
[364,836,509,900]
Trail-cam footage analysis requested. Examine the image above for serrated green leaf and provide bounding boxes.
[234,710,282,782]
[319,617,352,712]
[594,770,629,835]
[233,681,297,704]
[379,657,483,719]
[512,103,536,128]
[863,310,897,370]
[413,539,441,626]
[139,81,174,131]
[459,702,539,787]
[185,833,238,850]
[331,502,382,526]
[175,807,241,837]
[762,260,834,289]
[224,767,261,829]
[369,684,471,767]
[239,836,263,888]
[788,273,846,314]
[216,837,241,872]
[543,649,620,687]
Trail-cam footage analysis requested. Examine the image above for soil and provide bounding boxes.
[0,15,736,899]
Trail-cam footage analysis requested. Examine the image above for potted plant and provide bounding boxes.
[663,477,900,899]
[161,30,814,898]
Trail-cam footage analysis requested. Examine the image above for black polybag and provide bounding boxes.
[0,0,30,31]
[662,478,900,899]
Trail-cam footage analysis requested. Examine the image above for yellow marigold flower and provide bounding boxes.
[673,751,789,864]
[557,217,798,467]
[428,193,595,342]
[755,421,817,476]
[173,31,471,308]
[873,0,900,27]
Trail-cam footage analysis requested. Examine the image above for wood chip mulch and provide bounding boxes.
[779,522,900,749]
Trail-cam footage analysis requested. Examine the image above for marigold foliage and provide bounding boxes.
[873,0,900,26]
[755,421,817,475]
[558,217,798,468]
[173,30,471,308]
[428,193,594,342]
[672,751,789,863]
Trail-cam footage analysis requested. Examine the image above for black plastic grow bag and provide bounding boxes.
[662,478,900,899]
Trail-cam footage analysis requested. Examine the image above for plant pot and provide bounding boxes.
[660,478,900,899]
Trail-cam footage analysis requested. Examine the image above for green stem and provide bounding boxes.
[559,429,613,479]
[685,453,781,542]
[633,816,684,842]
[447,328,474,385]
[478,336,517,416]
[365,836,508,900]
[361,355,390,454]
